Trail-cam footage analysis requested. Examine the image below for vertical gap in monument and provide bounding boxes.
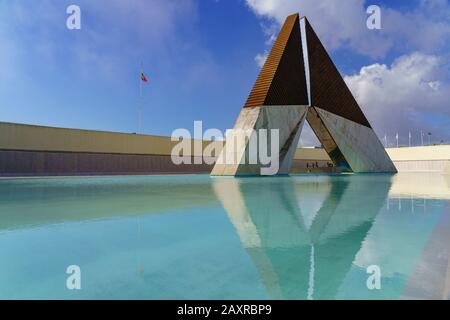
[298,16,318,149]
[300,17,311,106]
[277,15,308,171]
[299,16,352,172]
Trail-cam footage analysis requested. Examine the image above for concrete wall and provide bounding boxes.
[386,145,450,161]
[386,146,450,173]
[293,145,450,174]
[0,150,213,177]
[0,122,217,176]
[0,122,212,156]
[1,122,449,176]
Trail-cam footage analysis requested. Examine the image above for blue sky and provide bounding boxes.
[1,0,449,146]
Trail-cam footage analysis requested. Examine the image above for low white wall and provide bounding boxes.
[386,145,450,161]
[386,146,450,173]
[2,122,449,174]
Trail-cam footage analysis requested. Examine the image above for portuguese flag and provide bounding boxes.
[140,72,149,83]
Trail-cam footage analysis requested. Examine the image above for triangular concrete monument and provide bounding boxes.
[211,13,396,176]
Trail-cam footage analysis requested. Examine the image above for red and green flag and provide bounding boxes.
[140,72,149,83]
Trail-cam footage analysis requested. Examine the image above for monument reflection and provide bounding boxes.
[0,173,448,299]
[214,175,392,299]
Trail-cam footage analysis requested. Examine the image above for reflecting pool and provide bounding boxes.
[0,173,449,299]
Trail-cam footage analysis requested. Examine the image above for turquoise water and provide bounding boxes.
[0,173,449,300]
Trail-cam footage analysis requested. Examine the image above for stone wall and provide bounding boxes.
[1,122,449,177]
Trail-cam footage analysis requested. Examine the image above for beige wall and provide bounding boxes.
[295,146,450,163]
[386,146,450,173]
[294,147,330,160]
[0,122,333,161]
[386,146,450,161]
[1,122,450,170]
[0,122,219,157]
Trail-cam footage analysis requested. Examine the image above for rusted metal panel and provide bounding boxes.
[244,13,309,107]
[304,18,371,128]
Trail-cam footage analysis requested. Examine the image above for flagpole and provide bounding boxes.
[139,62,143,134]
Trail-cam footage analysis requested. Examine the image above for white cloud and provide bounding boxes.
[299,53,450,147]
[247,1,450,145]
[254,51,268,67]
[299,122,320,147]
[345,52,450,145]
[246,0,450,58]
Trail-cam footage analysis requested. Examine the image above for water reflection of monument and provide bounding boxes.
[213,176,391,299]
[1,174,449,299]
